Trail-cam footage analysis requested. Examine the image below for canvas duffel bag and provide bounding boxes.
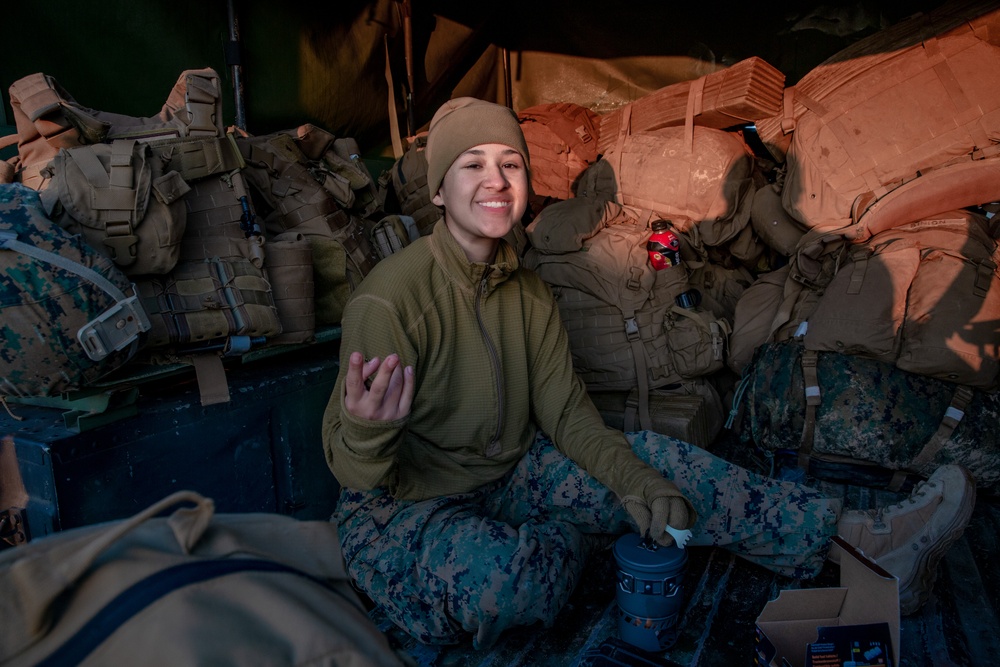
[738,339,1000,493]
[776,11,1000,230]
[0,490,408,667]
[578,117,757,248]
[0,183,149,399]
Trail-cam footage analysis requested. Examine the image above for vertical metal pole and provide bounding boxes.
[502,47,512,109]
[402,0,416,137]
[227,0,247,130]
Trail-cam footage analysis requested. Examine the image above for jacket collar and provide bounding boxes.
[430,218,519,292]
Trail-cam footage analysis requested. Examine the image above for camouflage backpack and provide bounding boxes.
[0,183,149,400]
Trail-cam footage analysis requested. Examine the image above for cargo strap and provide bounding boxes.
[0,231,150,361]
[624,309,651,432]
[190,354,231,406]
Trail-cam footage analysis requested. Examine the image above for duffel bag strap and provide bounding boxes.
[33,557,365,667]
[907,384,975,476]
[797,349,822,469]
[2,490,212,656]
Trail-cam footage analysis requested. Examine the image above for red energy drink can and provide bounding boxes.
[646,220,680,270]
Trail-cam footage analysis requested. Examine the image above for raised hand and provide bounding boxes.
[342,351,415,421]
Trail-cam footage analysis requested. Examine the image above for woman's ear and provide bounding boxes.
[431,190,444,207]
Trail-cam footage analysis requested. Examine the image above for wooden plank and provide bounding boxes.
[597,57,785,155]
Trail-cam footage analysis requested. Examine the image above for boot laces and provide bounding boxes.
[868,480,934,530]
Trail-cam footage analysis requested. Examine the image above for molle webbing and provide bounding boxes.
[264,232,315,345]
[102,69,224,141]
[236,133,379,277]
[391,135,441,238]
[7,69,225,191]
[150,136,244,182]
[135,173,280,348]
[136,257,278,347]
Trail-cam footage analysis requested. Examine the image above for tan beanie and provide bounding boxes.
[425,97,530,198]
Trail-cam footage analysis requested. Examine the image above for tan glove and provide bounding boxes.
[622,494,692,547]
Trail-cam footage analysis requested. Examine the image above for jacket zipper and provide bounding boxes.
[475,268,504,456]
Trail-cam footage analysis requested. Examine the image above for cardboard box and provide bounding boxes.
[754,536,900,667]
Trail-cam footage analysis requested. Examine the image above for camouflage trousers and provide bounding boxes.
[333,431,841,648]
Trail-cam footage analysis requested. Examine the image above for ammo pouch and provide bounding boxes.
[263,231,316,345]
[44,139,191,276]
[663,305,730,380]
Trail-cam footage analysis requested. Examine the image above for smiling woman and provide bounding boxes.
[424,98,531,262]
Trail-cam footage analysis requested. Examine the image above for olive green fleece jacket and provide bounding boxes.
[322,220,691,513]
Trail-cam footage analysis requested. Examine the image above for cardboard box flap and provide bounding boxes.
[832,536,901,664]
[755,587,848,623]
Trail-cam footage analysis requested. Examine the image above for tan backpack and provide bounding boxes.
[0,491,408,667]
[729,209,1000,389]
[772,11,1000,229]
[524,197,732,430]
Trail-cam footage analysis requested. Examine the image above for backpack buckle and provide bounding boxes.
[77,291,152,361]
[103,233,139,266]
[624,316,640,340]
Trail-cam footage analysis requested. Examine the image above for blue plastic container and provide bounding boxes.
[612,533,688,652]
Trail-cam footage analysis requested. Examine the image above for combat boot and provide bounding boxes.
[836,464,976,615]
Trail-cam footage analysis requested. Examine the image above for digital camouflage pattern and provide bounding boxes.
[1,183,137,397]
[334,430,840,648]
[740,339,1000,491]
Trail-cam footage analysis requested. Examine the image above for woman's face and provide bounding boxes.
[432,143,528,263]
